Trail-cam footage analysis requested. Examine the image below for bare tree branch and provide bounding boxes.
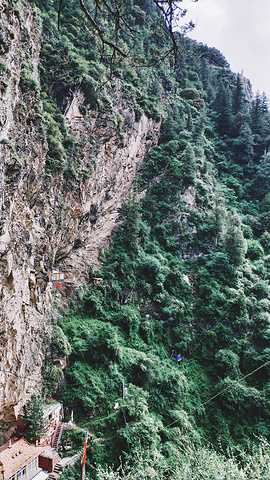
[58,0,196,64]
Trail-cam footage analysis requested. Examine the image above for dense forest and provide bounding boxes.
[28,0,270,478]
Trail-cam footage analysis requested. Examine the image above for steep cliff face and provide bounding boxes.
[0,0,160,443]
[0,0,47,442]
[54,85,160,280]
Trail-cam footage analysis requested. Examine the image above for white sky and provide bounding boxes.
[179,0,270,100]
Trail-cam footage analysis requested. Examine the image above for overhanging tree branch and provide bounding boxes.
[58,0,198,64]
[79,0,128,58]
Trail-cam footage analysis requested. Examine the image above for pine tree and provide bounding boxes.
[160,103,185,142]
[186,104,193,132]
[21,394,45,443]
[250,92,263,135]
[214,79,232,135]
[236,123,254,164]
[210,188,227,248]
[199,58,215,101]
[250,92,267,160]
[232,74,245,115]
[122,193,142,256]
[181,142,196,186]
[261,92,269,114]
[255,152,270,199]
[223,212,247,266]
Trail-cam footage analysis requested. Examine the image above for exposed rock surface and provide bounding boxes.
[0,1,160,443]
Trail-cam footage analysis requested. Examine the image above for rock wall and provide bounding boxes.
[0,1,160,443]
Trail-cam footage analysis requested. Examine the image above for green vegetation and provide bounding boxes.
[21,394,45,443]
[25,0,270,477]
[0,58,9,92]
[31,0,182,180]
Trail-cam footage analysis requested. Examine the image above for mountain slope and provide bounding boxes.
[1,2,270,478]
[0,0,160,442]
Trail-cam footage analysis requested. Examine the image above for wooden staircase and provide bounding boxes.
[51,423,63,450]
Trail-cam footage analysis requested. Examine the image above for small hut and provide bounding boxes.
[51,271,65,290]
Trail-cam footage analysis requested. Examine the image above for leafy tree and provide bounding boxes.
[246,239,264,260]
[92,440,270,479]
[260,231,270,254]
[215,349,240,379]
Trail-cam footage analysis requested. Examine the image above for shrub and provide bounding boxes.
[51,325,71,357]
[20,68,39,93]
[246,239,264,260]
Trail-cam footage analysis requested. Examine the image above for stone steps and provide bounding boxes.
[46,462,62,480]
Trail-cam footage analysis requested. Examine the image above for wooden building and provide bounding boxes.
[0,437,47,480]
[50,271,65,290]
[40,402,62,446]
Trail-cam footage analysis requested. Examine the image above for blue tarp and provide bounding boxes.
[172,354,181,362]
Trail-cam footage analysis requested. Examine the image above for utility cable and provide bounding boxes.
[154,294,243,399]
[184,292,243,361]
[166,359,270,428]
[121,407,136,466]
